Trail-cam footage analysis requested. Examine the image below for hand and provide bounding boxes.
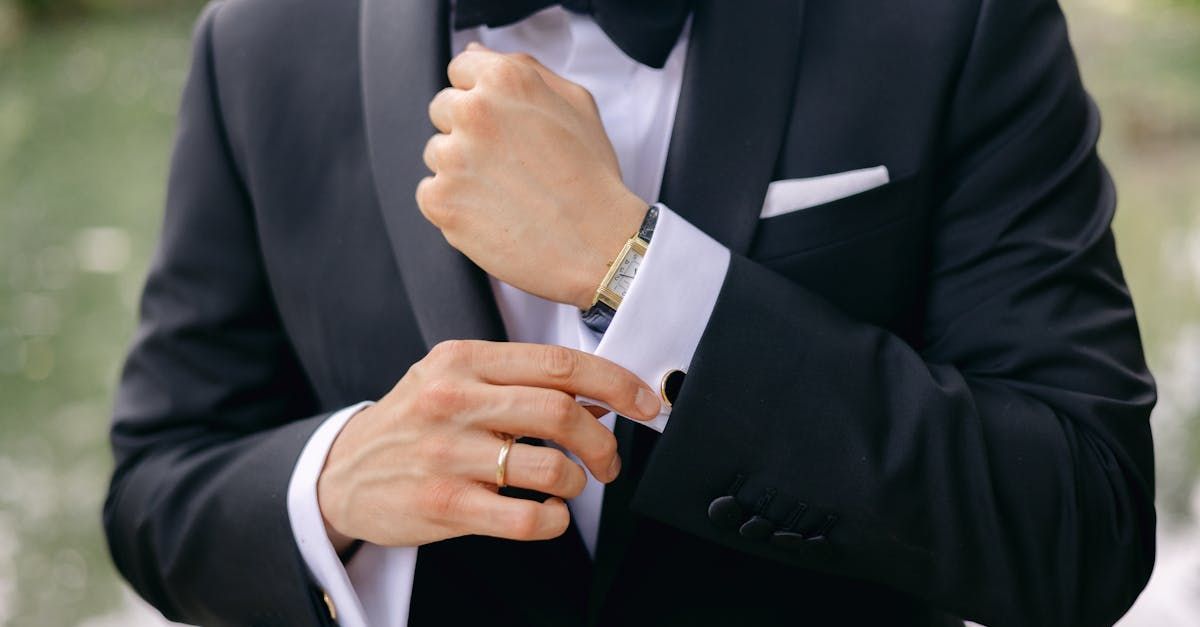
[418,44,647,310]
[317,340,662,553]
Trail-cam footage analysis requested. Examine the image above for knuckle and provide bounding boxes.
[538,346,577,381]
[415,178,451,224]
[421,478,467,519]
[601,364,639,403]
[545,503,570,537]
[532,451,567,489]
[431,339,472,367]
[489,58,527,86]
[541,392,576,430]
[508,503,542,539]
[428,88,450,119]
[457,92,493,129]
[433,201,461,230]
[416,379,465,416]
[594,434,618,465]
[433,197,462,229]
[571,83,595,107]
[510,52,536,65]
[436,140,467,172]
[415,176,435,207]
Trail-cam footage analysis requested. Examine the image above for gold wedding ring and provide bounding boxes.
[495,433,515,488]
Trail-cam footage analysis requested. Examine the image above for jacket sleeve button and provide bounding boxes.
[707,495,745,531]
[738,515,776,540]
[804,535,833,559]
[769,531,807,549]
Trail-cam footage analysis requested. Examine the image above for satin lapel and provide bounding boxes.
[360,0,506,349]
[659,0,807,255]
[360,2,592,622]
[587,2,806,622]
[360,1,595,619]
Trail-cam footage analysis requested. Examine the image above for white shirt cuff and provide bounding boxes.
[286,401,419,627]
[579,204,730,432]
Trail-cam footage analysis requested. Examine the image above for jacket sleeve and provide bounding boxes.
[628,1,1156,625]
[102,3,334,624]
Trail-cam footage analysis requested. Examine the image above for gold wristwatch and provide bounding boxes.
[581,205,658,333]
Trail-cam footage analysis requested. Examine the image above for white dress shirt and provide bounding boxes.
[286,7,731,625]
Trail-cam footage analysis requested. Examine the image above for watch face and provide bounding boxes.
[609,249,643,297]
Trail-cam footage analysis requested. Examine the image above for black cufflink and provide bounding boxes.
[659,369,685,407]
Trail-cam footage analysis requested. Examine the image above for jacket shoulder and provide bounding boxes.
[208,0,360,55]
[186,0,365,168]
[198,0,362,93]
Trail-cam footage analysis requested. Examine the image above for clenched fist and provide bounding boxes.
[418,43,647,310]
[317,340,662,553]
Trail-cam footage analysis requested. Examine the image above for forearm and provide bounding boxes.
[103,5,336,621]
[105,412,332,625]
[629,253,1155,626]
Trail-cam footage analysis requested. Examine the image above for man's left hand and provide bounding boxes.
[419,43,646,310]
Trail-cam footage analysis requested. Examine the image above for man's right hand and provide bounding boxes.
[316,340,663,553]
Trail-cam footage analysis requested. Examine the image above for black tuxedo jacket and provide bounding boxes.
[103,0,1156,625]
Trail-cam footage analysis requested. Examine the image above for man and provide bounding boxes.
[102,0,1157,625]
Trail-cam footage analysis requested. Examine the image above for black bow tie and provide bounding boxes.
[454,0,691,69]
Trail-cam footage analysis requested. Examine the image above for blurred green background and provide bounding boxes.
[0,0,1197,625]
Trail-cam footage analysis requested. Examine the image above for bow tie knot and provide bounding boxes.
[454,0,692,69]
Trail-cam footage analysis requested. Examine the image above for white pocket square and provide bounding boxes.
[760,165,890,219]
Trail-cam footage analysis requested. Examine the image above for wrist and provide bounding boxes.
[573,190,648,310]
[317,407,369,557]
[317,470,358,556]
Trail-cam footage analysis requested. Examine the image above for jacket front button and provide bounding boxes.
[707,495,745,531]
[739,515,775,540]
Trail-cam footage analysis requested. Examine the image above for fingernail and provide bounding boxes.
[467,41,487,51]
[607,455,622,482]
[635,387,661,419]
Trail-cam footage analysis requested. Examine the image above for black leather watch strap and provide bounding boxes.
[581,300,617,333]
[638,204,659,242]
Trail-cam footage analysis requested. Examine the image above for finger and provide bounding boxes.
[438,341,660,421]
[447,48,504,90]
[469,385,621,483]
[461,435,589,499]
[414,175,438,222]
[422,133,452,173]
[428,87,465,132]
[504,51,596,113]
[435,482,571,541]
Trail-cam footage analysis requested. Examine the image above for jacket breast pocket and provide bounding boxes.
[748,172,922,262]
